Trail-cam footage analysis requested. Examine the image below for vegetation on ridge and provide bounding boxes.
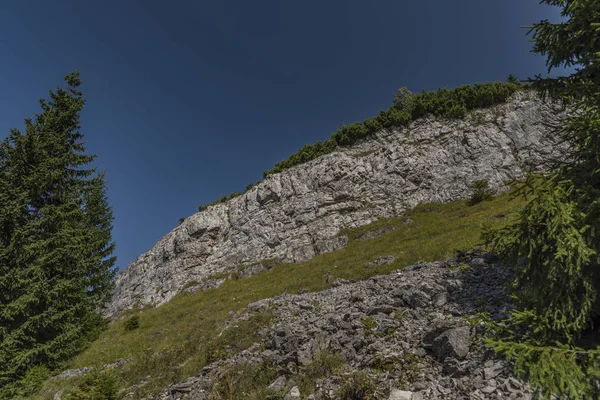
[196,80,524,213]
[264,80,523,177]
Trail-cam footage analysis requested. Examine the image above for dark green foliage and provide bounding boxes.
[482,1,600,397]
[467,180,494,206]
[393,86,415,113]
[123,315,140,331]
[12,365,51,398]
[263,81,521,177]
[178,217,185,225]
[198,191,244,212]
[0,73,116,396]
[194,82,520,214]
[507,74,519,84]
[64,368,123,400]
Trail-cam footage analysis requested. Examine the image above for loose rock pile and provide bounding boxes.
[157,251,536,399]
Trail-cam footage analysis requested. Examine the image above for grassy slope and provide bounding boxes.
[35,193,525,399]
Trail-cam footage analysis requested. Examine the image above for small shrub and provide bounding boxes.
[211,361,280,400]
[372,353,395,372]
[468,180,494,206]
[123,315,139,331]
[397,353,423,387]
[393,309,406,321]
[305,347,344,379]
[393,86,415,114]
[298,347,345,396]
[63,369,123,400]
[362,316,376,335]
[507,73,519,85]
[337,371,377,400]
[11,365,52,397]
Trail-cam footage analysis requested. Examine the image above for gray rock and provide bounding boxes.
[403,289,431,309]
[267,375,287,393]
[484,361,505,380]
[106,93,567,315]
[389,388,414,400]
[284,386,301,400]
[432,326,472,360]
[365,255,396,269]
[52,367,90,380]
[139,253,536,400]
[411,392,424,400]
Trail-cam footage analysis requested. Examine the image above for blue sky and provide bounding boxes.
[0,1,562,270]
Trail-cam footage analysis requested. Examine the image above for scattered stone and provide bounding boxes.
[284,386,301,400]
[52,367,89,380]
[389,388,414,400]
[128,252,539,400]
[365,255,396,269]
[403,289,431,309]
[149,328,167,338]
[355,225,397,241]
[432,326,472,360]
[267,375,286,393]
[484,361,505,380]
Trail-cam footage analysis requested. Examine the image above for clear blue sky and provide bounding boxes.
[1,1,561,270]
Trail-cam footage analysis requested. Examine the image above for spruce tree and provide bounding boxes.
[482,1,600,397]
[0,72,116,396]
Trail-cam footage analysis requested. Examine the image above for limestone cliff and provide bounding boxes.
[107,92,564,316]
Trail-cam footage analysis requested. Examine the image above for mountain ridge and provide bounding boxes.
[107,91,565,317]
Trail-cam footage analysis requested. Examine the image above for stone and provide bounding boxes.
[403,289,431,309]
[106,93,567,316]
[484,362,505,380]
[284,386,301,400]
[267,375,287,393]
[389,388,414,400]
[432,326,472,360]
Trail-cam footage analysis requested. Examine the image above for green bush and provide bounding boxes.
[63,369,123,400]
[263,81,521,178]
[211,361,281,400]
[337,371,377,400]
[468,180,494,206]
[194,82,522,215]
[123,315,139,331]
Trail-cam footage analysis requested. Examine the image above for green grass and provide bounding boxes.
[34,192,525,399]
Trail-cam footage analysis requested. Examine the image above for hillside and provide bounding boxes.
[34,90,571,399]
[39,193,530,399]
[108,90,565,317]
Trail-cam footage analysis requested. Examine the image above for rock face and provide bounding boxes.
[108,92,565,316]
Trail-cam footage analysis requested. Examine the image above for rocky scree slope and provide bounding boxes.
[109,92,564,316]
[157,251,532,400]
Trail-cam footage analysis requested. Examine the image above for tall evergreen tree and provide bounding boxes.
[483,1,600,397]
[0,72,116,396]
